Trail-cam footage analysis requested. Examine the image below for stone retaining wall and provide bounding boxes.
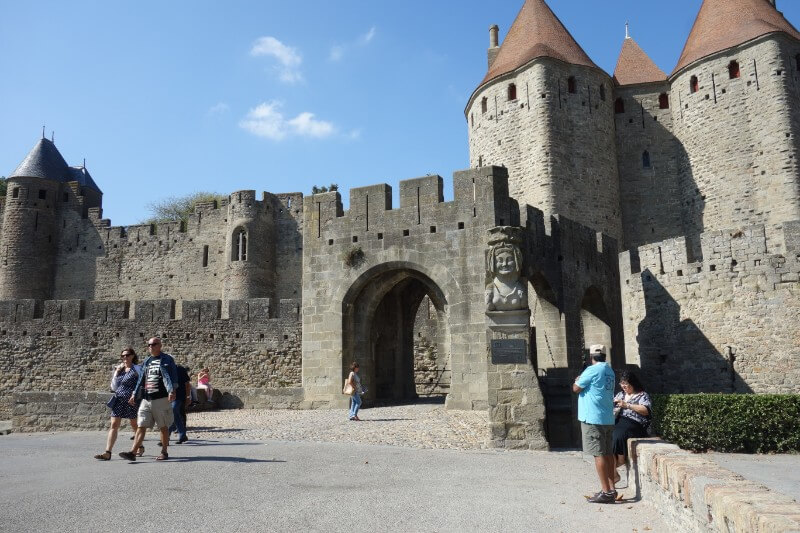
[629,438,800,532]
[12,389,305,432]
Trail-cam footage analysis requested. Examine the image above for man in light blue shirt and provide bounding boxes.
[573,344,616,503]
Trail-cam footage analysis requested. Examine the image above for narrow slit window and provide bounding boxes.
[507,83,517,101]
[232,229,247,261]
[12,188,19,199]
[690,75,699,93]
[795,54,800,71]
[38,189,46,200]
[614,98,625,114]
[599,84,606,101]
[567,76,576,94]
[658,93,670,109]
[728,60,740,79]
[642,151,651,168]
[202,245,209,267]
[481,97,488,114]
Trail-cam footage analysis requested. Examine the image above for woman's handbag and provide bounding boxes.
[106,395,117,409]
[343,380,355,395]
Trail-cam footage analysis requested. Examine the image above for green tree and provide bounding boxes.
[0,176,6,197]
[311,183,339,194]
[143,191,226,224]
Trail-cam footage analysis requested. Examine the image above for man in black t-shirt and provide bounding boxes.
[119,337,178,462]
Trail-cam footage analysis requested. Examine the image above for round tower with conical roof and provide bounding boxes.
[466,0,622,240]
[0,139,66,299]
[612,32,683,250]
[668,0,800,254]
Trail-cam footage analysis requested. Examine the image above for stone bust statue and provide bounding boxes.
[485,241,527,312]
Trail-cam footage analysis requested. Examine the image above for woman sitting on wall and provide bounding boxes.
[612,371,652,483]
[197,367,214,404]
[94,348,144,460]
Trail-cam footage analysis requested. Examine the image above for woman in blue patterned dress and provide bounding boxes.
[94,348,143,460]
[612,371,651,482]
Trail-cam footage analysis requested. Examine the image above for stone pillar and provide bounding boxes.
[484,227,547,450]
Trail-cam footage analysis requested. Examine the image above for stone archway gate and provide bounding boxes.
[300,166,623,450]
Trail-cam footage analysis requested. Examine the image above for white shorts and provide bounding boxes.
[137,397,174,429]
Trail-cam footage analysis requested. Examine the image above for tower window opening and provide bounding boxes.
[38,189,46,200]
[567,76,576,94]
[507,83,517,101]
[599,84,606,101]
[481,97,488,114]
[658,93,670,109]
[642,150,651,168]
[63,192,68,202]
[202,245,209,267]
[728,60,740,79]
[690,75,699,93]
[614,98,625,114]
[232,229,247,261]
[12,188,19,199]
[795,54,800,71]
[470,113,474,127]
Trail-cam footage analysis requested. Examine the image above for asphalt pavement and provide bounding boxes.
[0,432,669,533]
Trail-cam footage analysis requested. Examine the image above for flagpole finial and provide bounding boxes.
[625,21,630,40]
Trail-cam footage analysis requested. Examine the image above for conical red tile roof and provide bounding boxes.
[613,37,667,86]
[674,0,800,75]
[480,0,598,88]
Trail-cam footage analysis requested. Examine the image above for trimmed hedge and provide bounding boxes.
[651,394,800,453]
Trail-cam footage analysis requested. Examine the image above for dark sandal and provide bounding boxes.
[156,452,169,461]
[94,451,111,461]
[135,445,145,457]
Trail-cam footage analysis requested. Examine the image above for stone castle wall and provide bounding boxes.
[620,221,800,394]
[0,297,302,419]
[614,82,684,250]
[30,191,304,309]
[467,59,622,240]
[670,35,800,256]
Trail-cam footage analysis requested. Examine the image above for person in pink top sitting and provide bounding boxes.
[197,367,214,403]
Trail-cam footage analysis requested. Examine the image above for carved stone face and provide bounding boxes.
[495,250,517,276]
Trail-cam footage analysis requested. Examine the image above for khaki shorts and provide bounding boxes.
[137,397,174,429]
[581,422,613,456]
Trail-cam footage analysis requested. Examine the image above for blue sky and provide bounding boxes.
[2,0,799,225]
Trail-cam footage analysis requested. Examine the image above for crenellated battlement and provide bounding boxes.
[0,297,301,324]
[620,220,800,280]
[303,167,517,245]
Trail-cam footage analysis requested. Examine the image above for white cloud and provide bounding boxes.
[250,36,303,83]
[207,102,230,115]
[329,45,345,62]
[239,101,336,141]
[360,26,377,45]
[329,26,377,62]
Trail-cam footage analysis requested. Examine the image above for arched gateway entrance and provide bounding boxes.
[342,266,450,405]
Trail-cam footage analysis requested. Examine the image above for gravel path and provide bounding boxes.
[188,404,490,449]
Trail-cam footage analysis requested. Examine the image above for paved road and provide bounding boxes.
[0,431,669,533]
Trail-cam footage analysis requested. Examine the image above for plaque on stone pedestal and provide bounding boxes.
[490,339,528,364]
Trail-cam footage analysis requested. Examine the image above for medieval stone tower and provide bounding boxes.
[0,138,102,301]
[472,0,800,255]
[466,0,622,241]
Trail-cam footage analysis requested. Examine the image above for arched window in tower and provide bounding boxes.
[728,60,740,79]
[614,98,625,114]
[508,83,517,101]
[568,76,577,94]
[659,93,670,109]
[796,54,800,71]
[232,228,247,262]
[599,84,606,101]
[481,97,488,114]
[690,75,699,93]
[642,151,651,168]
